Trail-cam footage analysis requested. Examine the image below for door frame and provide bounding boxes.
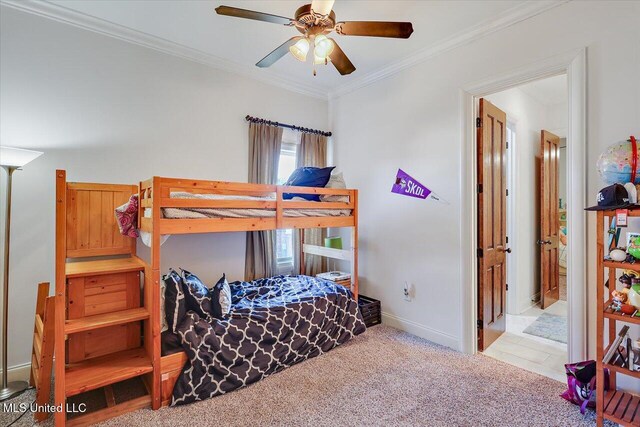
[459,48,587,362]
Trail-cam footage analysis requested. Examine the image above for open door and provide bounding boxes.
[539,130,560,309]
[477,98,509,351]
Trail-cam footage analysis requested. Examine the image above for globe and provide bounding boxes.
[597,139,640,184]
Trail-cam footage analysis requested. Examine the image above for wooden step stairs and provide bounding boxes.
[55,172,158,426]
[57,257,153,426]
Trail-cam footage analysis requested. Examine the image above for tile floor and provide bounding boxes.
[483,300,568,382]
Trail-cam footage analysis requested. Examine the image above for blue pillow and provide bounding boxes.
[163,269,186,333]
[283,166,335,201]
[180,269,214,322]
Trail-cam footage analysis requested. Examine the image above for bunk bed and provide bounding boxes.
[54,171,361,425]
[138,176,361,407]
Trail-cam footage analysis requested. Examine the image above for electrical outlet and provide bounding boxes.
[403,281,411,302]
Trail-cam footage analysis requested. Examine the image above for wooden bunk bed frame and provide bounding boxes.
[138,176,358,407]
[54,171,359,422]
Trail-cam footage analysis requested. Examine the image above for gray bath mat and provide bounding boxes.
[523,312,567,344]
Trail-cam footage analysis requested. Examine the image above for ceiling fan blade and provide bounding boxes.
[335,21,414,39]
[256,37,302,68]
[215,5,293,26]
[310,0,335,15]
[328,39,356,75]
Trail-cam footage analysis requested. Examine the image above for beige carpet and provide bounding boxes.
[1,325,607,427]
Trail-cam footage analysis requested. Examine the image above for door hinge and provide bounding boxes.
[476,117,482,128]
[506,236,509,244]
[477,319,483,329]
[506,283,509,291]
[477,248,484,258]
[506,141,509,149]
[506,189,509,196]
[477,183,483,194]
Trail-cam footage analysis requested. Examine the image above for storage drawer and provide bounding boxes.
[67,271,141,363]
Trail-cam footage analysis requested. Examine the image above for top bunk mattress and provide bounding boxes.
[148,191,352,219]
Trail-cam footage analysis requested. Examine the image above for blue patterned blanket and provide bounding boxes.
[172,275,366,405]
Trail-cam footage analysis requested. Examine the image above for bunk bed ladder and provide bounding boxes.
[30,282,56,423]
[54,170,158,427]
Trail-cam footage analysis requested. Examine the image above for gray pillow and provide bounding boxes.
[321,172,349,203]
[212,274,232,317]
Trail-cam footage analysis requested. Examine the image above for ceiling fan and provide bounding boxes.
[215,0,414,76]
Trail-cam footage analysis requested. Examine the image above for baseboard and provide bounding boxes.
[0,362,31,383]
[381,312,459,350]
[517,292,541,314]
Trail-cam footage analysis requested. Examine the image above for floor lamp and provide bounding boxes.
[0,146,43,401]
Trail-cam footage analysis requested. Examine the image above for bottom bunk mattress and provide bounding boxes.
[171,275,366,405]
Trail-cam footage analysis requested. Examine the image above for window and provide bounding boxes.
[276,129,299,272]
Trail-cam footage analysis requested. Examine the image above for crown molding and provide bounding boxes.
[328,0,570,100]
[0,0,329,100]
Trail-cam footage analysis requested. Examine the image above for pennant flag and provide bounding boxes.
[391,169,449,204]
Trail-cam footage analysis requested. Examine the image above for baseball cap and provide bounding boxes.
[585,184,631,211]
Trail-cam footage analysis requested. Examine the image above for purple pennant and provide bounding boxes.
[391,169,431,199]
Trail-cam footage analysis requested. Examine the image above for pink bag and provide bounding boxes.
[560,360,609,414]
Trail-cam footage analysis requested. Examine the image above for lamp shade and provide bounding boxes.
[314,35,334,59]
[311,0,334,15]
[0,146,43,168]
[289,38,310,62]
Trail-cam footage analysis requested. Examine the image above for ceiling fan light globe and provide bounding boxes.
[313,35,334,58]
[289,38,310,62]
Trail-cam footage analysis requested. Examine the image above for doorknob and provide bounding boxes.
[500,247,512,253]
[536,239,552,245]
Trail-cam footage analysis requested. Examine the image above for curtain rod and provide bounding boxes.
[245,115,332,137]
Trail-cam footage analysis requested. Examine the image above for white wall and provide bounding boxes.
[546,101,568,138]
[330,1,640,354]
[0,7,328,372]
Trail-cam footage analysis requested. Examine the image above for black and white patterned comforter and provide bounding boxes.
[172,275,366,405]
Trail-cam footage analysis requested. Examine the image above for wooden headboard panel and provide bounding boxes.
[65,182,137,258]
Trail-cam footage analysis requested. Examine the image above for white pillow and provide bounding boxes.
[321,172,349,203]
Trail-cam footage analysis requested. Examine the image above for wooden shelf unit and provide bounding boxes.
[596,209,640,427]
[603,390,640,426]
[55,171,157,426]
